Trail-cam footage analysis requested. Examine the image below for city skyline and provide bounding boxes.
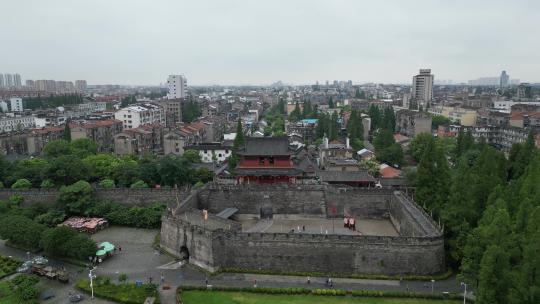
[2,0,540,85]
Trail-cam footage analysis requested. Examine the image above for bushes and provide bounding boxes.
[0,255,21,279]
[40,179,55,189]
[179,285,464,301]
[218,267,453,282]
[86,201,165,228]
[76,277,158,304]
[35,210,66,227]
[130,180,149,189]
[99,179,116,189]
[11,178,32,189]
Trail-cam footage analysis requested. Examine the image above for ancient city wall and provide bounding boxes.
[160,184,445,275]
[212,232,445,275]
[0,188,188,207]
[197,185,395,219]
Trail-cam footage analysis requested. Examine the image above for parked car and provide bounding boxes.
[69,293,84,302]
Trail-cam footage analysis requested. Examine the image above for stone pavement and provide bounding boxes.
[1,226,471,304]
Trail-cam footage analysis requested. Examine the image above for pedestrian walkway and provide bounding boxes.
[159,287,177,304]
[244,219,273,233]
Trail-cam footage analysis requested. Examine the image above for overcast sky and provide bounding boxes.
[2,0,539,85]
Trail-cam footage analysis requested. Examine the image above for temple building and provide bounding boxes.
[235,137,303,184]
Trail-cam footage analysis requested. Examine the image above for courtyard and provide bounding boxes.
[238,216,399,236]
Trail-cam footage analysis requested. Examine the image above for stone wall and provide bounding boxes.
[0,188,188,207]
[160,184,445,275]
[213,232,444,275]
[198,185,394,219]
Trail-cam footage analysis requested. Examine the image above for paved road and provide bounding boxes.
[1,226,471,304]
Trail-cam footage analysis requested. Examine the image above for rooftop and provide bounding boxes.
[237,137,291,156]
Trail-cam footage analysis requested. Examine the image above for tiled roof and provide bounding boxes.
[317,170,375,182]
[237,137,291,156]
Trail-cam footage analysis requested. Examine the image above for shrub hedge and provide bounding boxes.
[76,277,160,304]
[217,267,454,281]
[179,285,469,302]
[0,255,21,279]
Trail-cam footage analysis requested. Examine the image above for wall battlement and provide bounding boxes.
[0,188,189,206]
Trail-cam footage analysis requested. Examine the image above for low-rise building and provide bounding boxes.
[114,103,165,129]
[113,123,164,156]
[395,109,432,137]
[0,116,36,132]
[184,142,233,163]
[70,119,122,152]
[318,137,354,170]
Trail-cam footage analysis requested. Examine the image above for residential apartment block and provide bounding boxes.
[114,103,165,129]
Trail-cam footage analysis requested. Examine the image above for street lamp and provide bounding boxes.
[431,279,435,294]
[89,267,97,299]
[460,282,467,304]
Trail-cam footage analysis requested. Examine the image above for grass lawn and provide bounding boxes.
[0,281,19,304]
[181,291,461,304]
[0,255,21,279]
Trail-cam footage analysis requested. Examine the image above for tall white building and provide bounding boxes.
[500,71,509,88]
[114,103,165,129]
[412,69,434,108]
[75,80,87,91]
[9,97,23,112]
[13,74,21,87]
[4,74,13,87]
[0,74,4,87]
[167,75,188,99]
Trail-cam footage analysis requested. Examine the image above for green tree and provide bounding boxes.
[368,105,381,131]
[63,122,71,142]
[9,158,48,187]
[431,115,451,130]
[182,97,201,123]
[183,150,201,163]
[40,179,55,189]
[476,245,511,304]
[43,140,72,158]
[0,154,11,183]
[41,226,96,260]
[57,180,92,215]
[35,210,66,227]
[0,215,45,250]
[44,155,88,185]
[234,119,245,148]
[157,155,191,187]
[83,154,120,181]
[413,136,450,213]
[508,131,536,180]
[328,97,335,108]
[289,100,302,122]
[70,138,97,158]
[130,180,149,189]
[11,178,32,189]
[99,179,116,188]
[347,110,364,144]
[114,160,140,187]
[408,133,433,162]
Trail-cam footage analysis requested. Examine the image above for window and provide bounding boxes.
[259,157,265,165]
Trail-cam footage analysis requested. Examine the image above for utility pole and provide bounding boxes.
[89,267,97,299]
[460,282,467,304]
